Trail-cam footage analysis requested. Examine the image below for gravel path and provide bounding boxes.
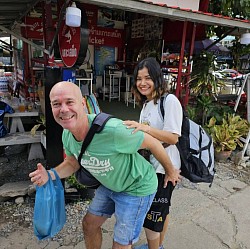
[0,149,250,248]
[0,145,46,186]
[0,200,90,247]
[0,149,96,248]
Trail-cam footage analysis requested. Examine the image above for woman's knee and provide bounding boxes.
[145,228,160,240]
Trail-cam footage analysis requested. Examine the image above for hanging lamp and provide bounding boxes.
[66,2,81,27]
[240,30,250,45]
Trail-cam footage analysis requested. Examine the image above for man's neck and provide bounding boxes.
[72,116,89,141]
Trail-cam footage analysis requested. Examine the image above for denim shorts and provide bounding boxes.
[88,185,156,245]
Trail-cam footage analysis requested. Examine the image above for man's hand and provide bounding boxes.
[29,163,49,186]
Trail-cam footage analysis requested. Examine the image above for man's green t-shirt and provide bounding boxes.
[62,114,157,196]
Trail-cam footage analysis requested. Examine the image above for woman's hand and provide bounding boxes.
[164,168,182,187]
[29,163,49,186]
[123,120,150,134]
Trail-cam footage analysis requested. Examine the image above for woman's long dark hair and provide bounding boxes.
[132,57,167,107]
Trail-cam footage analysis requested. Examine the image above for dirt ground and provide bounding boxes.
[0,148,250,248]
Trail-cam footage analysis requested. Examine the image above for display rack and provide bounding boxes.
[76,71,93,96]
[103,69,122,102]
[125,74,136,108]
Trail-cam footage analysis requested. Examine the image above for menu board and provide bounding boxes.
[131,16,163,40]
[131,18,144,39]
[144,16,163,40]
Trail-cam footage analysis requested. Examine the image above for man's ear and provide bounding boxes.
[82,97,87,112]
[82,97,86,106]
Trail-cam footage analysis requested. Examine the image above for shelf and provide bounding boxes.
[31,58,46,64]
[31,58,64,68]
[32,67,44,71]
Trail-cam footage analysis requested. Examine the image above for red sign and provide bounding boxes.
[24,17,57,40]
[81,3,98,26]
[58,20,81,67]
[88,25,124,47]
[24,17,45,39]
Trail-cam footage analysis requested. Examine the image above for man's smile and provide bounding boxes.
[60,115,74,120]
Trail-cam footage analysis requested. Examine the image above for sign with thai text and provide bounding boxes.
[24,17,45,39]
[88,25,124,47]
[58,20,81,67]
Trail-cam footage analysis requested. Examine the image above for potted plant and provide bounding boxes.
[189,51,225,126]
[66,175,95,200]
[206,113,250,161]
[190,52,224,96]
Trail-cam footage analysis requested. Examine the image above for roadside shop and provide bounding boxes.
[0,0,250,168]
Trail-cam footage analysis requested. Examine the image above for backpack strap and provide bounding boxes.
[159,93,169,121]
[78,112,113,164]
[92,112,113,132]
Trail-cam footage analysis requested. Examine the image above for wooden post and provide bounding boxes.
[44,67,63,168]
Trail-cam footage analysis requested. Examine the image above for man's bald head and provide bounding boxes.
[49,81,88,134]
[50,81,83,101]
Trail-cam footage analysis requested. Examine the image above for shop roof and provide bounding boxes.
[0,0,41,35]
[0,0,249,35]
[79,0,250,35]
[0,0,249,47]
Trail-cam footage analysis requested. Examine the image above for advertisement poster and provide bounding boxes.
[97,8,124,29]
[94,46,115,76]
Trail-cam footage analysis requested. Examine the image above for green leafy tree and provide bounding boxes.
[208,0,250,38]
[207,0,250,70]
[208,0,249,37]
[209,0,250,20]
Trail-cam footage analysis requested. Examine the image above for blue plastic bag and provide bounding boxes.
[33,168,66,240]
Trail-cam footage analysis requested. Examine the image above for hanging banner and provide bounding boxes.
[24,17,45,40]
[88,25,124,47]
[24,17,57,40]
[82,3,124,47]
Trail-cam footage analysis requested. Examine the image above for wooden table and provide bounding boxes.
[5,110,39,133]
[3,110,44,160]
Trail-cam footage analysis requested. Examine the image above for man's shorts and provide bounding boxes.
[143,173,175,232]
[88,185,156,245]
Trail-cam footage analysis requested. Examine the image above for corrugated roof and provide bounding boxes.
[79,0,250,35]
[0,0,249,38]
[0,0,41,32]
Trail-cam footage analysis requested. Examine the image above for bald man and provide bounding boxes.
[29,81,181,249]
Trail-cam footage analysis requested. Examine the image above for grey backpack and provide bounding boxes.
[159,94,215,185]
